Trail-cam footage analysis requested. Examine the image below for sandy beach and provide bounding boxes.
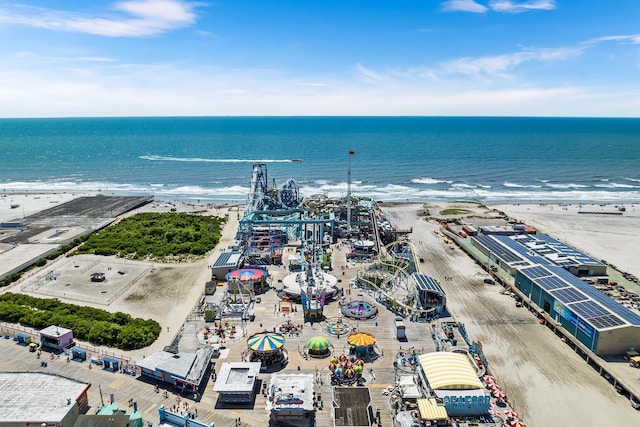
[381,201,640,426]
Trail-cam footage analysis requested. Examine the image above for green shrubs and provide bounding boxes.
[0,293,160,350]
[75,212,225,260]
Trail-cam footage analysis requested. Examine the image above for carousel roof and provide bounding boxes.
[306,336,331,352]
[347,332,376,347]
[247,332,285,352]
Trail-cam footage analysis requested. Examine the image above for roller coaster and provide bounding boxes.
[353,240,440,319]
[239,163,337,265]
[246,163,303,212]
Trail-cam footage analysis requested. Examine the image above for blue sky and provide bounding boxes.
[1,0,639,117]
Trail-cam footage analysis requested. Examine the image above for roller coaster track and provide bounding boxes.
[354,240,437,317]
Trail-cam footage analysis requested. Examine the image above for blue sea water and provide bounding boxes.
[1,116,639,204]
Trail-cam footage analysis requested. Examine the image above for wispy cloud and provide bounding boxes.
[489,1,556,14]
[439,46,584,76]
[355,63,387,82]
[441,0,556,14]
[440,0,488,13]
[0,0,198,37]
[586,34,640,45]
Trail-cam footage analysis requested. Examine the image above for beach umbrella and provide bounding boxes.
[503,409,518,419]
[247,332,285,352]
[483,374,496,383]
[306,336,331,352]
[347,332,376,347]
[510,420,524,427]
[487,383,500,390]
[492,390,506,399]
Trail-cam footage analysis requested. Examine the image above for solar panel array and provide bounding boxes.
[536,276,568,291]
[474,235,527,264]
[571,300,610,318]
[520,265,553,279]
[481,233,605,269]
[533,234,601,266]
[551,287,588,304]
[413,274,446,296]
[589,314,625,329]
[519,264,640,330]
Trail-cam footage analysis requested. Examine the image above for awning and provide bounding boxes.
[418,398,448,421]
[418,352,482,390]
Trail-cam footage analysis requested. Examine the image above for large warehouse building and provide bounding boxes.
[471,233,607,277]
[515,264,640,355]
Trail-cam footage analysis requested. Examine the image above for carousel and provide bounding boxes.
[347,332,379,359]
[245,332,288,369]
[305,336,333,358]
[328,353,365,386]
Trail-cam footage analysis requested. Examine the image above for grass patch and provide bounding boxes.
[439,208,473,216]
[0,293,160,350]
[75,212,226,261]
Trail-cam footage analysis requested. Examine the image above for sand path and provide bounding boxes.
[382,203,639,427]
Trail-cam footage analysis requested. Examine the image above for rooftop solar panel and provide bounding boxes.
[520,265,553,279]
[566,274,640,325]
[570,300,609,318]
[413,274,446,296]
[536,276,568,291]
[474,236,526,264]
[551,287,588,303]
[588,314,625,329]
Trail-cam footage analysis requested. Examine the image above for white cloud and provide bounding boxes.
[0,58,638,117]
[0,0,198,37]
[441,0,555,14]
[439,46,585,76]
[587,34,640,45]
[355,63,387,82]
[440,0,488,13]
[489,0,556,13]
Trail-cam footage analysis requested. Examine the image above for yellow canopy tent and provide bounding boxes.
[418,398,448,421]
[417,352,483,390]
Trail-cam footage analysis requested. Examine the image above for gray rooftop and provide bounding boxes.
[0,372,90,423]
[212,251,242,268]
[40,325,73,337]
[266,374,315,412]
[213,362,261,393]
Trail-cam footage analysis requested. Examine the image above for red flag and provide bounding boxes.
[349,150,355,155]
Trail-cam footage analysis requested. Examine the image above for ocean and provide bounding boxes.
[1,116,639,204]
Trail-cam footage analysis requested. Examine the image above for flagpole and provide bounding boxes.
[347,151,352,235]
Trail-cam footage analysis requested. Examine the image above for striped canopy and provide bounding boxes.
[247,332,285,352]
[306,336,331,352]
[417,352,482,390]
[417,398,448,421]
[347,332,376,347]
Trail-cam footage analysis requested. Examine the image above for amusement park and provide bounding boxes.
[0,159,528,427]
[186,162,510,427]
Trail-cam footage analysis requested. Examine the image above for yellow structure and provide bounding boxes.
[417,352,482,390]
[417,398,448,421]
